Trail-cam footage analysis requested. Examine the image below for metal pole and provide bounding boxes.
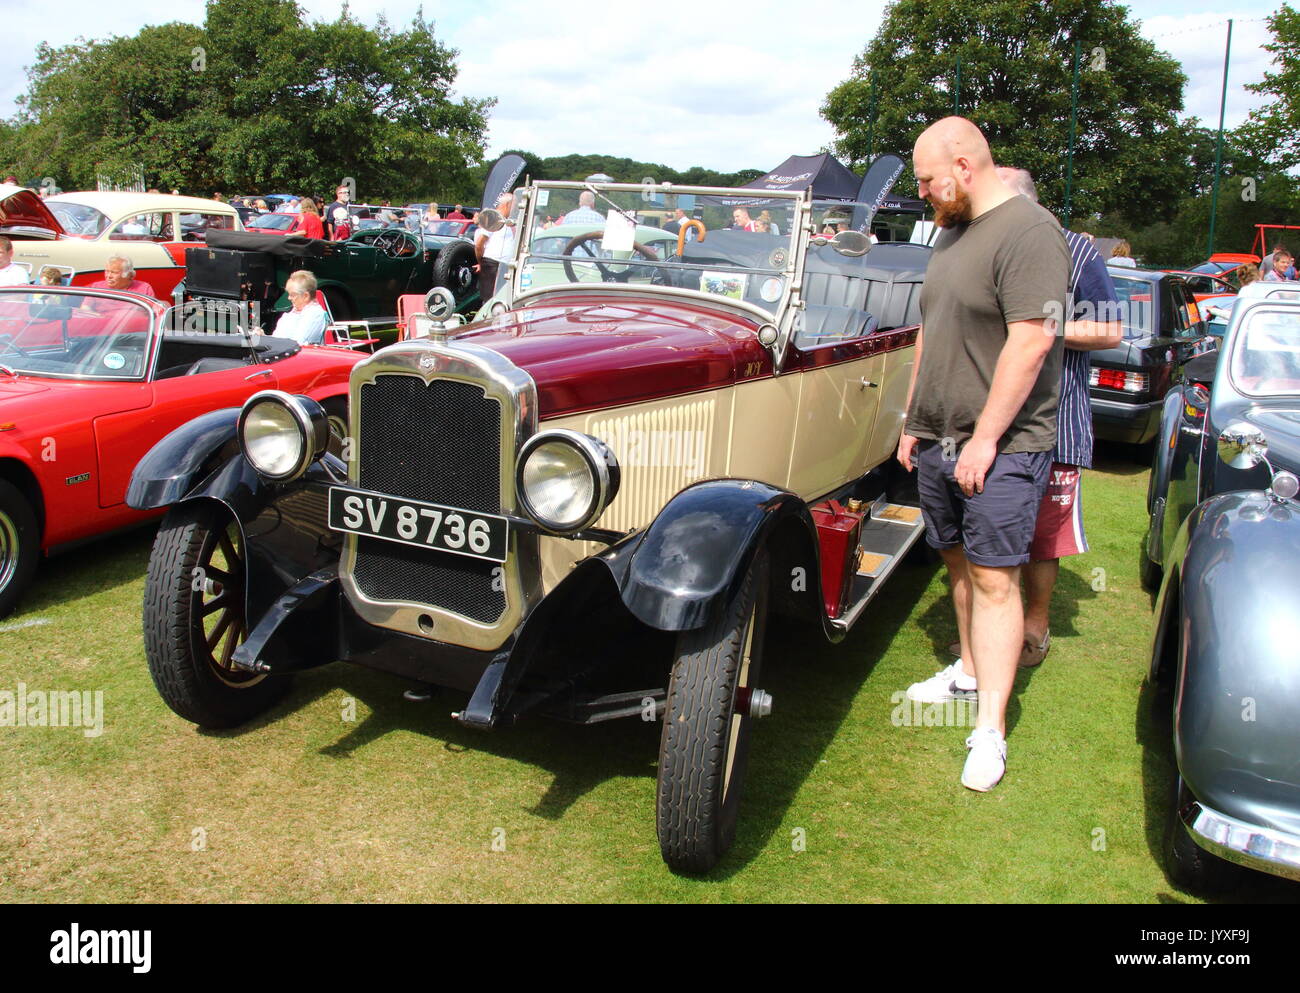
[867,76,877,160]
[954,56,961,115]
[1064,37,1081,225]
[1208,20,1234,258]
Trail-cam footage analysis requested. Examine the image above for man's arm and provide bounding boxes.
[1063,317,1121,351]
[895,325,924,471]
[954,317,1055,495]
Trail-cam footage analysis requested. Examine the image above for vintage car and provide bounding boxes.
[1089,267,1211,446]
[127,180,930,873]
[1,186,244,297]
[0,284,363,618]
[184,227,480,327]
[1143,281,1300,892]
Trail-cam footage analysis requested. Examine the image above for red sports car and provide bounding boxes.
[0,284,362,616]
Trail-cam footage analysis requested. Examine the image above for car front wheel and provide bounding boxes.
[0,479,40,619]
[657,548,770,873]
[143,501,289,728]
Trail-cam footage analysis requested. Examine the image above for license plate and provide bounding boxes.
[328,486,508,562]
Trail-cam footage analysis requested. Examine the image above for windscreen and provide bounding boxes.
[518,186,799,317]
[0,289,153,378]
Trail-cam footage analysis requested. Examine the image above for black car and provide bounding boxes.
[1089,267,1211,445]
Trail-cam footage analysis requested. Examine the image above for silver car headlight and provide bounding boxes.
[238,390,328,482]
[516,429,620,533]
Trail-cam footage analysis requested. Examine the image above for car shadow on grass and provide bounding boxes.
[1136,674,1300,904]
[197,558,939,880]
[1094,439,1154,476]
[20,524,156,616]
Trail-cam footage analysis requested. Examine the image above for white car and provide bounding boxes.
[1,185,243,297]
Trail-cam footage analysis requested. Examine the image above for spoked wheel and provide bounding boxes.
[657,548,771,873]
[323,397,349,460]
[143,502,289,728]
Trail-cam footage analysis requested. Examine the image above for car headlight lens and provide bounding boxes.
[516,430,620,533]
[238,390,328,481]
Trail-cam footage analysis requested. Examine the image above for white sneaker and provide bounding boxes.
[905,660,977,703]
[962,727,1007,792]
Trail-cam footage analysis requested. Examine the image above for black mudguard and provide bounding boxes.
[125,408,241,510]
[597,478,825,633]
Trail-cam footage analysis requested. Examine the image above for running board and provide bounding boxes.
[831,502,926,632]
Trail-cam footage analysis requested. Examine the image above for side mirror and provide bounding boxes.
[477,208,504,233]
[1217,421,1268,470]
[424,286,456,321]
[831,230,872,257]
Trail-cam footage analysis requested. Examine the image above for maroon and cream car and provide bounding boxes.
[127,181,927,873]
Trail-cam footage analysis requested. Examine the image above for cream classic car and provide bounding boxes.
[1,185,243,297]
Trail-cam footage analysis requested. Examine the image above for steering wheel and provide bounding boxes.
[562,231,660,283]
[373,230,414,259]
[0,334,31,359]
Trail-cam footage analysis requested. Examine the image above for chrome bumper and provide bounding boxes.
[1182,800,1300,881]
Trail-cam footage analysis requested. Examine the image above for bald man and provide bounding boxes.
[898,117,1070,791]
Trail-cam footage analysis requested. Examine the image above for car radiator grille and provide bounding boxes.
[352,373,506,624]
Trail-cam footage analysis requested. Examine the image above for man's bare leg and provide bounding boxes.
[967,563,1022,735]
[1022,558,1057,645]
[939,545,975,678]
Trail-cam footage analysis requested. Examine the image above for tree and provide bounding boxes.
[0,0,492,201]
[821,0,1190,223]
[1239,5,1300,179]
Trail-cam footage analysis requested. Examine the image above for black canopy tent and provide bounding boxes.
[740,153,863,200]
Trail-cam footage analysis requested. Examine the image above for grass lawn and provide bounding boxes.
[2,444,1296,903]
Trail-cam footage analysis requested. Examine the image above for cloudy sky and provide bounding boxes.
[0,1,1276,173]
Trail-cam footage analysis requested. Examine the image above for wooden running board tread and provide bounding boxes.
[832,503,926,632]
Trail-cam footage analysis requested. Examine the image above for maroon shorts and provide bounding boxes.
[1029,463,1088,561]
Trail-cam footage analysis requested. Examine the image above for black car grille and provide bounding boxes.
[352,373,506,624]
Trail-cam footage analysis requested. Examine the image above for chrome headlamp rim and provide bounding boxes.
[238,389,328,482]
[515,428,620,534]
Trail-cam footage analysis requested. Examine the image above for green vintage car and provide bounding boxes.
[520,221,683,292]
[185,227,480,328]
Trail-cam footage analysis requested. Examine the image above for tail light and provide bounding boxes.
[1090,367,1150,393]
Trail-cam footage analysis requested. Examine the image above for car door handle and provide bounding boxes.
[244,368,273,381]
[859,378,879,390]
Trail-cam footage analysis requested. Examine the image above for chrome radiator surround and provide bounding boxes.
[339,338,541,651]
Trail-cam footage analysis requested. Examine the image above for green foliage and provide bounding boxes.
[469,150,764,194]
[0,0,492,202]
[821,0,1189,223]
[1240,5,1300,177]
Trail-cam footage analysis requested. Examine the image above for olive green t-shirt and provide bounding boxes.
[905,195,1070,453]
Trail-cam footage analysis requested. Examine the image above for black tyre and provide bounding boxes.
[1139,533,1161,591]
[657,549,770,873]
[433,241,478,305]
[143,501,289,728]
[0,479,40,620]
[1164,776,1244,895]
[321,286,354,322]
[323,396,349,460]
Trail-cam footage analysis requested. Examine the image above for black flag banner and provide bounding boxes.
[481,153,527,211]
[850,154,906,233]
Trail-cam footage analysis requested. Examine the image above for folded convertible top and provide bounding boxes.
[205,228,336,257]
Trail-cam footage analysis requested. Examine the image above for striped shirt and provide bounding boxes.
[1057,230,1118,469]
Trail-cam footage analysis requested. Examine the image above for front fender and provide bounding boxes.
[598,478,819,632]
[125,408,240,509]
[1171,491,1300,836]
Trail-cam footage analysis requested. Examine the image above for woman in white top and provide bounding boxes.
[1108,239,1137,268]
[475,193,515,304]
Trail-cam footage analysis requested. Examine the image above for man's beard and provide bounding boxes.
[930,186,974,228]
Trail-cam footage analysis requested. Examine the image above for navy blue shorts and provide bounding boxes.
[915,441,1053,568]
